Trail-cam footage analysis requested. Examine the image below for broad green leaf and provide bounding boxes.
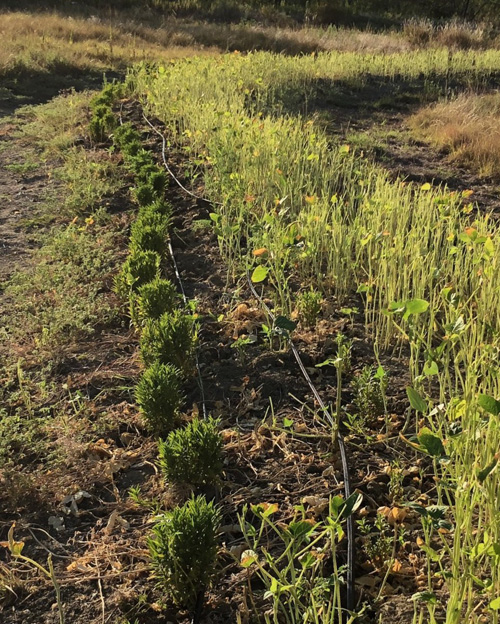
[339,492,363,520]
[484,237,495,256]
[412,591,437,604]
[418,428,445,457]
[274,316,297,332]
[477,458,498,483]
[419,543,441,562]
[251,266,269,283]
[403,298,429,320]
[478,394,500,416]
[405,299,429,315]
[283,417,294,428]
[490,597,500,611]
[423,360,439,377]
[406,387,427,413]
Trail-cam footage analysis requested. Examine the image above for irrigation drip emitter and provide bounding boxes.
[144,112,356,616]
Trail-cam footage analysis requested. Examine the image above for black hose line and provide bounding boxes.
[246,275,355,614]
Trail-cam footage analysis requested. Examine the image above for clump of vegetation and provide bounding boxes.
[89,104,117,143]
[139,310,197,375]
[140,199,173,220]
[351,365,386,419]
[114,250,161,298]
[133,179,165,206]
[297,288,322,326]
[5,221,117,357]
[90,82,124,109]
[410,92,500,177]
[113,122,141,149]
[129,212,169,257]
[158,417,223,486]
[88,83,123,143]
[148,495,221,609]
[130,277,179,326]
[135,362,183,435]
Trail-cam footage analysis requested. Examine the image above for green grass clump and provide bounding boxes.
[135,362,183,435]
[139,310,197,374]
[148,495,220,609]
[158,417,223,486]
[130,277,178,326]
[114,250,161,298]
[129,212,169,257]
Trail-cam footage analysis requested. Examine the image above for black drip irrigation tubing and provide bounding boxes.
[246,276,355,614]
[143,111,356,617]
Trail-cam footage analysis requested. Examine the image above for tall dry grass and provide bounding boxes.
[410,92,500,177]
[0,9,413,87]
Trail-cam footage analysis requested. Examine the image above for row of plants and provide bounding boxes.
[128,51,500,623]
[90,88,224,613]
[96,85,371,623]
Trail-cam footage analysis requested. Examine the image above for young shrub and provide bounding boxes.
[125,148,154,172]
[134,182,157,207]
[129,214,168,257]
[89,105,116,143]
[140,310,197,375]
[146,169,167,194]
[148,495,221,608]
[141,199,173,220]
[297,288,322,326]
[135,362,183,435]
[112,122,141,149]
[90,82,123,108]
[129,277,178,326]
[121,138,144,159]
[351,365,387,419]
[158,417,223,486]
[114,250,161,299]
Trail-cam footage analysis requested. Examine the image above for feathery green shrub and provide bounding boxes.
[140,310,197,374]
[135,362,183,434]
[148,495,220,608]
[158,417,223,486]
[114,250,161,298]
[130,277,178,326]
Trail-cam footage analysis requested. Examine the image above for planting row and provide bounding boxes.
[90,87,223,612]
